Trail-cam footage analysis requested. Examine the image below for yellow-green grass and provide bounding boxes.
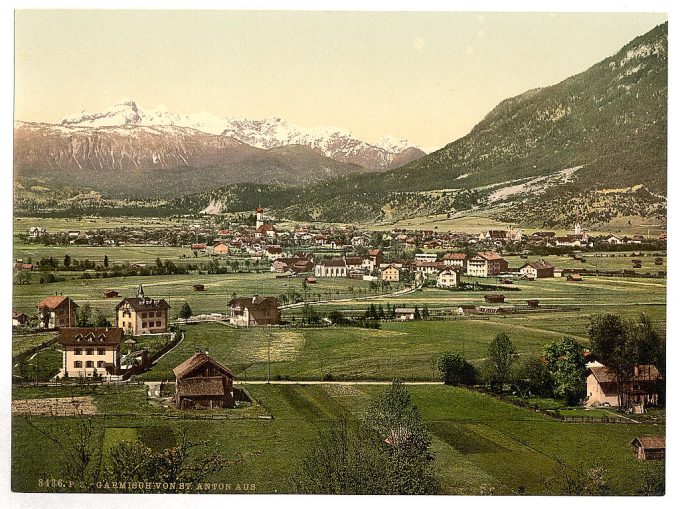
[137,317,593,382]
[11,384,664,495]
[12,332,57,358]
[14,216,198,234]
[12,272,374,321]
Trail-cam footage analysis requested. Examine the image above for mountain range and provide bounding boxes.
[14,23,667,228]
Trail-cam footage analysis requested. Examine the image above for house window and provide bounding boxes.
[74,361,82,368]
[141,312,147,318]
[142,322,147,328]
[86,348,94,355]
[156,321,161,327]
[74,348,82,355]
[97,361,105,368]
[86,361,94,368]
[97,348,105,356]
[156,311,162,317]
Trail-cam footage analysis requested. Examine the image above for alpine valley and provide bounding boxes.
[14,23,667,229]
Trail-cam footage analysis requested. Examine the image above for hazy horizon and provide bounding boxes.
[15,10,667,148]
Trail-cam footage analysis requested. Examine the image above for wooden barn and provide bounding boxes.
[103,290,120,298]
[630,436,665,460]
[527,299,540,308]
[192,284,205,291]
[173,351,235,409]
[484,294,505,303]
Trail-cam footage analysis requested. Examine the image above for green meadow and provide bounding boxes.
[11,383,664,495]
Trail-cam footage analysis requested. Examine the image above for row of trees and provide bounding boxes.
[363,304,430,320]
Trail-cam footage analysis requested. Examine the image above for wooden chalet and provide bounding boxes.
[630,436,665,460]
[173,351,236,409]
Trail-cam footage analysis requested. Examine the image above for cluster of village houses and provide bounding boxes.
[14,210,665,432]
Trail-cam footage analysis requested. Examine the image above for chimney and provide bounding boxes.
[204,349,210,356]
[252,295,258,303]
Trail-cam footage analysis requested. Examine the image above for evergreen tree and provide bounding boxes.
[179,302,193,320]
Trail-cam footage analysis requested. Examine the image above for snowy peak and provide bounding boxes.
[57,100,426,170]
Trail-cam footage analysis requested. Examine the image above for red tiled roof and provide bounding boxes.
[37,296,78,310]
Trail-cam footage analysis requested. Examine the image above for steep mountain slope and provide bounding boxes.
[14,123,364,199]
[175,23,667,226]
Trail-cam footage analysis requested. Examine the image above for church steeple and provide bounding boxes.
[137,284,145,299]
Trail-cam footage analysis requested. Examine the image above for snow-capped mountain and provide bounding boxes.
[59,99,426,170]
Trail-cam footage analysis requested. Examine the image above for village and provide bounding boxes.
[11,206,667,495]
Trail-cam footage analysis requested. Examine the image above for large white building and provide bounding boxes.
[314,258,348,277]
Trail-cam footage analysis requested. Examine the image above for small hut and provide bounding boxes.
[484,294,505,303]
[567,274,583,282]
[192,284,205,291]
[654,257,664,266]
[527,299,540,308]
[103,290,120,298]
[630,436,665,460]
[632,259,642,268]
[173,351,235,409]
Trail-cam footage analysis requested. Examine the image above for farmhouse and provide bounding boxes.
[37,295,78,329]
[380,264,400,282]
[115,285,170,335]
[436,268,460,288]
[57,327,122,379]
[466,252,508,277]
[394,308,416,321]
[519,260,555,279]
[585,364,662,412]
[315,258,348,278]
[630,437,665,460]
[173,351,236,409]
[12,309,29,327]
[228,296,280,327]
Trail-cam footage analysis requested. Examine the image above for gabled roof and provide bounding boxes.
[228,296,278,309]
[173,352,234,380]
[395,308,416,314]
[115,297,171,311]
[37,296,78,310]
[59,327,123,346]
[256,224,276,233]
[587,364,662,383]
[443,253,467,260]
[176,377,227,397]
[631,436,665,450]
[318,258,346,267]
[475,251,504,261]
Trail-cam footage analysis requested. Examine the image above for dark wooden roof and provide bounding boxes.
[176,377,227,397]
[115,296,171,311]
[588,364,662,383]
[59,327,123,346]
[173,352,234,380]
[228,296,278,310]
[631,436,665,450]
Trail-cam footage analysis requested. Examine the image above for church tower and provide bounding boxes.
[256,207,264,229]
[575,210,583,236]
[137,284,145,299]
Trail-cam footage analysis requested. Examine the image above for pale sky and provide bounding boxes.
[14,10,667,148]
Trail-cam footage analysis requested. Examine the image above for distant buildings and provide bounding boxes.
[37,296,78,329]
[436,268,460,288]
[57,327,123,379]
[394,308,416,321]
[228,296,280,327]
[466,252,508,277]
[115,285,170,335]
[519,260,555,279]
[315,258,347,278]
[12,309,29,327]
[380,264,401,282]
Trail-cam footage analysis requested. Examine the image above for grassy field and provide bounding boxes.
[11,383,664,495]
[12,332,57,358]
[12,271,375,321]
[14,216,201,234]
